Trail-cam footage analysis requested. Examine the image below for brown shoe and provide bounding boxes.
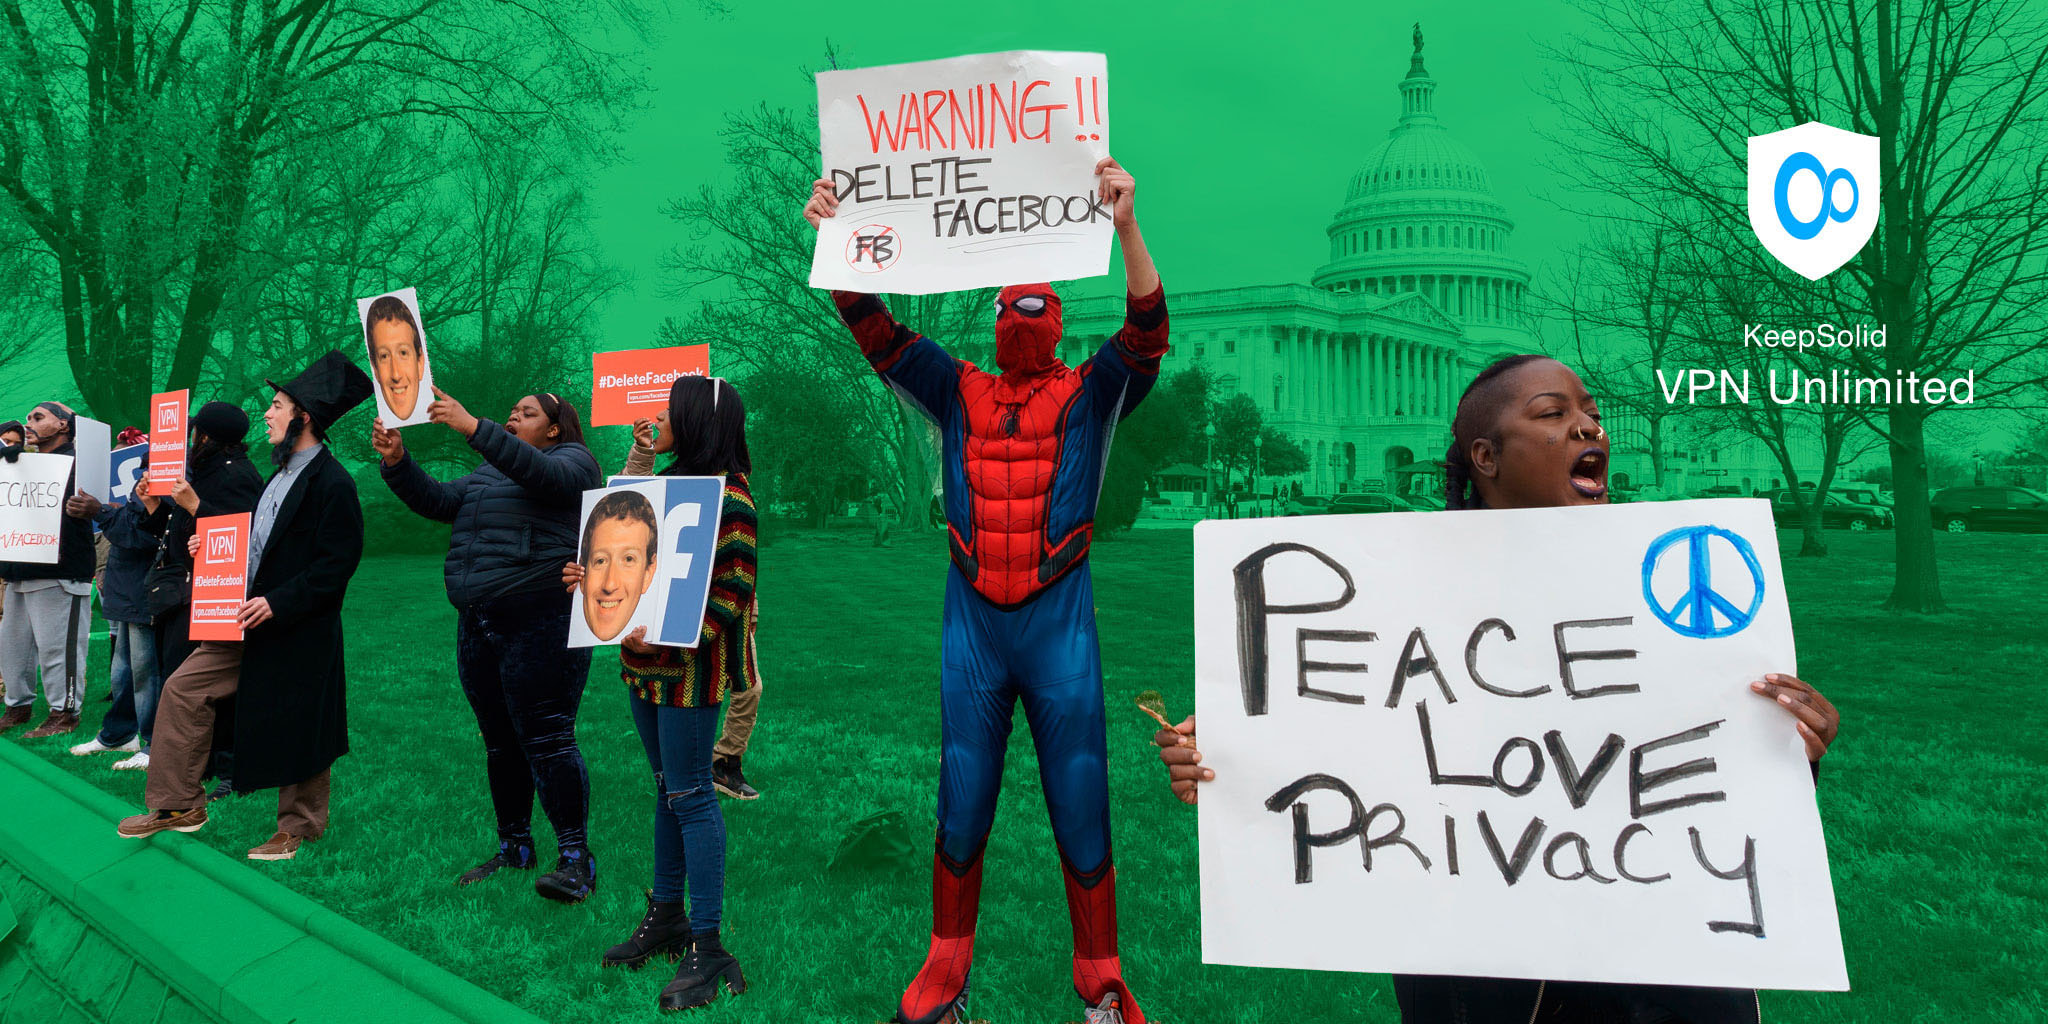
[0,705,31,733]
[117,806,208,838]
[248,831,302,861]
[24,711,81,739]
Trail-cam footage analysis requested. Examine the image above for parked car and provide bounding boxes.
[1326,492,1432,515]
[1697,484,1745,498]
[1769,490,1893,530]
[1836,486,1891,508]
[1928,486,2048,533]
[1285,495,1331,517]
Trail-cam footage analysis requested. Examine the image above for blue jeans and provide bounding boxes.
[98,620,160,748]
[628,696,726,932]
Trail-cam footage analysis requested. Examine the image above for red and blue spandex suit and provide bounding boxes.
[833,281,1168,1023]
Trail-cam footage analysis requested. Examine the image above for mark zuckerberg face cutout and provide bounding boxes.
[582,515,657,641]
[370,318,424,419]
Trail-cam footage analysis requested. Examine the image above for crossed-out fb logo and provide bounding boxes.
[204,526,238,564]
[1747,122,1879,280]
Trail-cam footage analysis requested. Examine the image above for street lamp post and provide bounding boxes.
[1204,422,1217,518]
[1253,434,1265,518]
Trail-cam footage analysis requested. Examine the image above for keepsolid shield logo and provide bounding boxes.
[1747,122,1879,280]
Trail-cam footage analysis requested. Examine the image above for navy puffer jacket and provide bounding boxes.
[381,421,601,608]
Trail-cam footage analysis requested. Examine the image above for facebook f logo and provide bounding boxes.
[844,224,900,274]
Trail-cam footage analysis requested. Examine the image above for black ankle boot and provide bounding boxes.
[658,930,746,1010]
[603,894,692,969]
[457,840,536,886]
[535,847,597,903]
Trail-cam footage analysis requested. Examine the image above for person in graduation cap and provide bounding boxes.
[117,351,373,862]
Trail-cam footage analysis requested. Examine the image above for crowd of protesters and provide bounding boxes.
[0,356,768,1011]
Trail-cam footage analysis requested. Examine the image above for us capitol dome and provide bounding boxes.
[1312,25,1533,357]
[1064,25,1537,499]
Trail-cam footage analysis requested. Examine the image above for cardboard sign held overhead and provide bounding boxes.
[1192,499,1846,991]
[0,453,72,564]
[809,50,1113,294]
[189,513,251,642]
[148,390,188,488]
[358,287,437,428]
[590,345,709,427]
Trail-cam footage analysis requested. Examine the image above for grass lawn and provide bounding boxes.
[12,524,2046,1022]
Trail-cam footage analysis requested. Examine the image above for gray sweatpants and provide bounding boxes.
[2,583,92,713]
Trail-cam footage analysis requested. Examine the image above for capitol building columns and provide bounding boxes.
[1060,26,1539,501]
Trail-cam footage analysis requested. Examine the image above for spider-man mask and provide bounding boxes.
[993,283,1063,377]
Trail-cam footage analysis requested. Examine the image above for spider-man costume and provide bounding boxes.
[832,280,1168,1024]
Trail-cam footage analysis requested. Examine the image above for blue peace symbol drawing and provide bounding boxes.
[1640,525,1766,638]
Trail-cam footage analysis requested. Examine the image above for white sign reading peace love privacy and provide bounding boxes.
[1193,499,1847,990]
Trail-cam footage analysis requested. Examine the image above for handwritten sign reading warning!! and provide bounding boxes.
[1192,500,1847,991]
[809,50,1112,295]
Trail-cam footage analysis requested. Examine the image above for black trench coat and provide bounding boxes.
[233,447,363,792]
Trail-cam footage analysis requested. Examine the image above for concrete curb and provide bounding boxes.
[0,739,554,1024]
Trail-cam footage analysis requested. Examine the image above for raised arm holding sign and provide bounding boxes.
[804,132,1169,1020]
[808,51,1115,294]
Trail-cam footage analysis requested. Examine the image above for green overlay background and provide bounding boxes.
[2,0,2044,1020]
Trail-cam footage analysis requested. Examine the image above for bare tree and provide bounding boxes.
[660,97,993,526]
[1548,0,2048,610]
[0,0,646,424]
[1548,221,1704,493]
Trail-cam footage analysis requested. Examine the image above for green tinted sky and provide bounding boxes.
[10,1,1593,416]
[587,0,1591,344]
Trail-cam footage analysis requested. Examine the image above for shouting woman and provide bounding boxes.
[1155,355,1844,1024]
[373,388,602,901]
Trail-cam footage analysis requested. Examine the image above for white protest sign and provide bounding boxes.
[73,417,111,502]
[1194,499,1846,991]
[569,481,669,648]
[0,453,74,564]
[357,287,437,428]
[809,50,1111,295]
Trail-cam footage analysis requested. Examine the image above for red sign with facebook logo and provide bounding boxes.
[189,512,250,641]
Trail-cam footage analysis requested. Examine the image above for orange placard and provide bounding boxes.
[188,513,250,642]
[590,345,709,427]
[148,390,188,488]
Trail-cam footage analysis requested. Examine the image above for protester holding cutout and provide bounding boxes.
[807,154,1166,1024]
[1,402,98,738]
[625,415,765,801]
[117,353,370,862]
[373,389,603,899]
[1154,354,1844,1023]
[564,375,757,1010]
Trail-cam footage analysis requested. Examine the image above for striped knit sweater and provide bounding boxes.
[620,473,759,707]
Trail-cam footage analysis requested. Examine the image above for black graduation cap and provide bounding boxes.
[267,351,374,432]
